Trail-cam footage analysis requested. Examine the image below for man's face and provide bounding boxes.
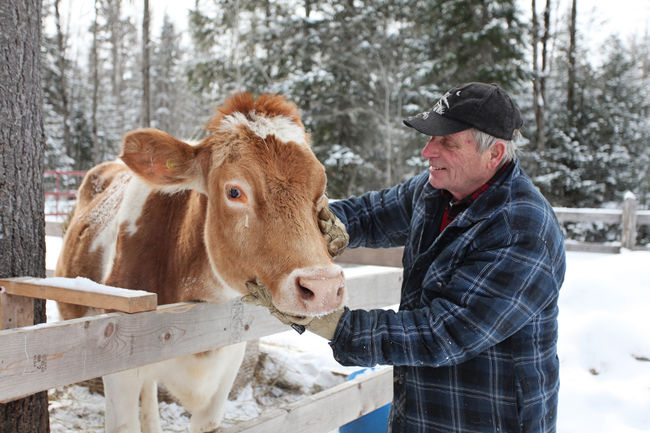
[421,130,502,200]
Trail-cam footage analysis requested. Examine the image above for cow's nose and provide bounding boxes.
[295,270,344,312]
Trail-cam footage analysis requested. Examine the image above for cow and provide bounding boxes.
[54,93,347,433]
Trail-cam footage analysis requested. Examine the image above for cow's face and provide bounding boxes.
[120,94,346,319]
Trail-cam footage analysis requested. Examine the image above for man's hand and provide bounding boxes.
[306,309,344,341]
[242,280,312,326]
[242,279,344,340]
[318,206,349,257]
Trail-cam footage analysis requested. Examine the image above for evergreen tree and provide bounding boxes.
[411,0,529,93]
[527,34,650,209]
[42,0,74,171]
[151,14,202,139]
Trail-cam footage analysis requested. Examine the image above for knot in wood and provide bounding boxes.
[104,322,115,338]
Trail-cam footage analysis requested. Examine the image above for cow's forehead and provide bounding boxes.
[218,111,308,147]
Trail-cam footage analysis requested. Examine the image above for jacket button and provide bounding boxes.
[436,281,442,288]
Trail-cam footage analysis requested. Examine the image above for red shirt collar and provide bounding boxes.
[440,162,511,232]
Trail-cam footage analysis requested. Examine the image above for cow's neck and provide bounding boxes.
[102,179,233,304]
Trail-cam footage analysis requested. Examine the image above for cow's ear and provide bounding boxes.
[120,128,204,190]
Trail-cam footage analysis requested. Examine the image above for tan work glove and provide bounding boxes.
[305,309,344,341]
[242,279,343,339]
[318,206,349,257]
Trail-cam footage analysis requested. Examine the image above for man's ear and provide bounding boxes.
[120,128,204,190]
[488,140,506,169]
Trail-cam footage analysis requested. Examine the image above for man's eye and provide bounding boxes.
[227,187,241,199]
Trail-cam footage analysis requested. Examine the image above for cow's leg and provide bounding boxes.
[189,344,247,433]
[188,342,247,433]
[103,369,144,433]
[158,342,247,433]
[140,379,162,433]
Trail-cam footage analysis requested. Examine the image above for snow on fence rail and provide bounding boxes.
[0,267,402,432]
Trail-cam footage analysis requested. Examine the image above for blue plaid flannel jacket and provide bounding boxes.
[329,161,566,433]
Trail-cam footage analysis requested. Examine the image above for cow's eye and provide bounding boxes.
[225,183,248,205]
[227,187,241,199]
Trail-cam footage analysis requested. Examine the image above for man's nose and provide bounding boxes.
[421,137,438,158]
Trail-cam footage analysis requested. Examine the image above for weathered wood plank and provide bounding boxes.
[564,242,621,254]
[637,210,650,225]
[0,277,157,314]
[553,207,622,224]
[0,292,34,330]
[217,367,393,433]
[0,269,402,403]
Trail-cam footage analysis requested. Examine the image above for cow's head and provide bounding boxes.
[119,93,346,319]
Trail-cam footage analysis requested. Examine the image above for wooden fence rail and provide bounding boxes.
[335,195,650,266]
[0,267,402,432]
[13,195,645,429]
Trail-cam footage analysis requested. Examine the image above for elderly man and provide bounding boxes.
[245,82,566,433]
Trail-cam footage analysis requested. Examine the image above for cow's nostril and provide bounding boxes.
[298,283,315,301]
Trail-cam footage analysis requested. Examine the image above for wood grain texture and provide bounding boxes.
[217,367,393,433]
[0,269,402,403]
[0,277,157,313]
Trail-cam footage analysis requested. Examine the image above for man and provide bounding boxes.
[245,82,566,433]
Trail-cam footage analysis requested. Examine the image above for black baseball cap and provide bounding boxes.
[403,82,523,140]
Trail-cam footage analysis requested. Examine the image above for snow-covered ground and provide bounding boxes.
[556,251,650,433]
[44,236,650,432]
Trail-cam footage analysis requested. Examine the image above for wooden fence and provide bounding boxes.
[0,267,402,432]
[336,193,650,266]
[4,194,647,430]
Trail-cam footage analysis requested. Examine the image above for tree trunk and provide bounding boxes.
[142,0,151,126]
[110,0,121,99]
[0,0,50,431]
[53,0,72,158]
[567,0,577,117]
[532,0,551,151]
[92,0,100,164]
[531,0,542,150]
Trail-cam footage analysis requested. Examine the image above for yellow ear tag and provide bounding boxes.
[165,159,176,170]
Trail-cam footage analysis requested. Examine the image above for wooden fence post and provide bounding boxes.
[0,291,34,331]
[621,191,638,250]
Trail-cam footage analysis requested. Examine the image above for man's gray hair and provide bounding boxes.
[470,128,519,168]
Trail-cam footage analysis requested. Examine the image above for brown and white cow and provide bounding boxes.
[54,93,346,433]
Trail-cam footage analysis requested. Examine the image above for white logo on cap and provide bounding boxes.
[433,90,453,115]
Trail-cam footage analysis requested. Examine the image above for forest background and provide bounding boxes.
[42,0,650,243]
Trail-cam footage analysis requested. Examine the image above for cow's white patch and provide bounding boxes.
[219,111,307,147]
[91,176,152,282]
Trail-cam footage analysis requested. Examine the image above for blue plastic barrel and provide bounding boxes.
[339,368,391,433]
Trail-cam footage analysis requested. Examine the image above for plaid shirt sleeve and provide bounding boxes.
[330,216,562,368]
[329,172,428,249]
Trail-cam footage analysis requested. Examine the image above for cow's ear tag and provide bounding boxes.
[165,159,176,170]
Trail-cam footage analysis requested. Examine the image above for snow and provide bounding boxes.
[43,235,650,432]
[30,276,152,298]
[557,251,650,433]
[624,190,637,200]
